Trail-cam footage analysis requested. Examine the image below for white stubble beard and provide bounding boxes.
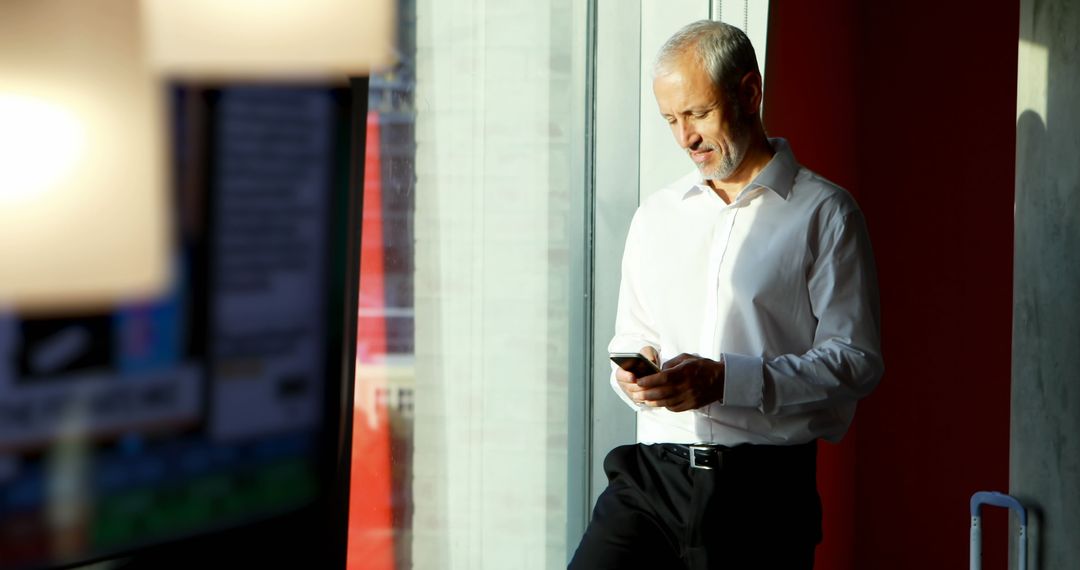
[696,120,751,181]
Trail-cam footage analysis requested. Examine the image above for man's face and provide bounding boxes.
[653,52,749,181]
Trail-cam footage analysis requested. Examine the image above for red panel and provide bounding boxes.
[765,2,1017,568]
[851,3,1017,568]
[348,111,395,570]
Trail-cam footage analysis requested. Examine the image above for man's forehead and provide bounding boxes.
[653,60,721,111]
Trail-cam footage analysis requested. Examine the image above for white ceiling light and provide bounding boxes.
[0,95,85,205]
[140,0,397,79]
[0,0,170,313]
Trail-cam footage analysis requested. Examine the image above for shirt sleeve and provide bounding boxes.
[719,205,884,416]
[608,209,660,410]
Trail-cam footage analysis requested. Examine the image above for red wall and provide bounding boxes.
[765,3,1018,568]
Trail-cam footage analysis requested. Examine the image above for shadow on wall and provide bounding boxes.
[1011,0,1080,565]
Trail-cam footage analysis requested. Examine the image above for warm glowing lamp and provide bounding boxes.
[0,0,170,313]
[140,0,397,79]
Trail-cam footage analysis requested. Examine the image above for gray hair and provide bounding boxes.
[654,20,760,105]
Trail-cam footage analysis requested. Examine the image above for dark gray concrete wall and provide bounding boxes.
[1011,0,1080,568]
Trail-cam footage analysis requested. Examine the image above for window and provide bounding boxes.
[349,0,587,568]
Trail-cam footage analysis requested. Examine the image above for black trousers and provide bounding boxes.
[569,442,821,570]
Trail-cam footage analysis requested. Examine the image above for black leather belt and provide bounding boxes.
[660,441,816,471]
[661,444,725,470]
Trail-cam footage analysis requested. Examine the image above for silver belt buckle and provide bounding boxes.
[689,445,716,470]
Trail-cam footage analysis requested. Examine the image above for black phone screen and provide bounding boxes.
[610,352,661,378]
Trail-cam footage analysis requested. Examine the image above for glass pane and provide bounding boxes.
[348,0,580,568]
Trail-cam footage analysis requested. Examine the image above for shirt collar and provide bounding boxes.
[682,137,799,201]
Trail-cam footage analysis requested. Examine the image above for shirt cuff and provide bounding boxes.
[720,352,765,409]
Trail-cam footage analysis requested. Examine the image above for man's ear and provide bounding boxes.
[739,71,763,116]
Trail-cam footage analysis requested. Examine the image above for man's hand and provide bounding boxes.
[615,346,659,405]
[635,353,725,412]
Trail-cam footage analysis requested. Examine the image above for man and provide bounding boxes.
[569,21,883,570]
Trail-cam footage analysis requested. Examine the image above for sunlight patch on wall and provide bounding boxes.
[1016,39,1048,123]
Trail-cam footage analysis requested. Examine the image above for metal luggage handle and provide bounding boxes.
[970,491,1027,570]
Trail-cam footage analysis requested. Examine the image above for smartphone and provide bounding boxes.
[610,352,661,378]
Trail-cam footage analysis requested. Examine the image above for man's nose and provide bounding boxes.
[677,121,701,149]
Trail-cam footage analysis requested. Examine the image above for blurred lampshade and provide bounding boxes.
[0,0,170,313]
[140,0,396,79]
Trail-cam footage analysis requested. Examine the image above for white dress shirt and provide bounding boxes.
[609,138,883,446]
